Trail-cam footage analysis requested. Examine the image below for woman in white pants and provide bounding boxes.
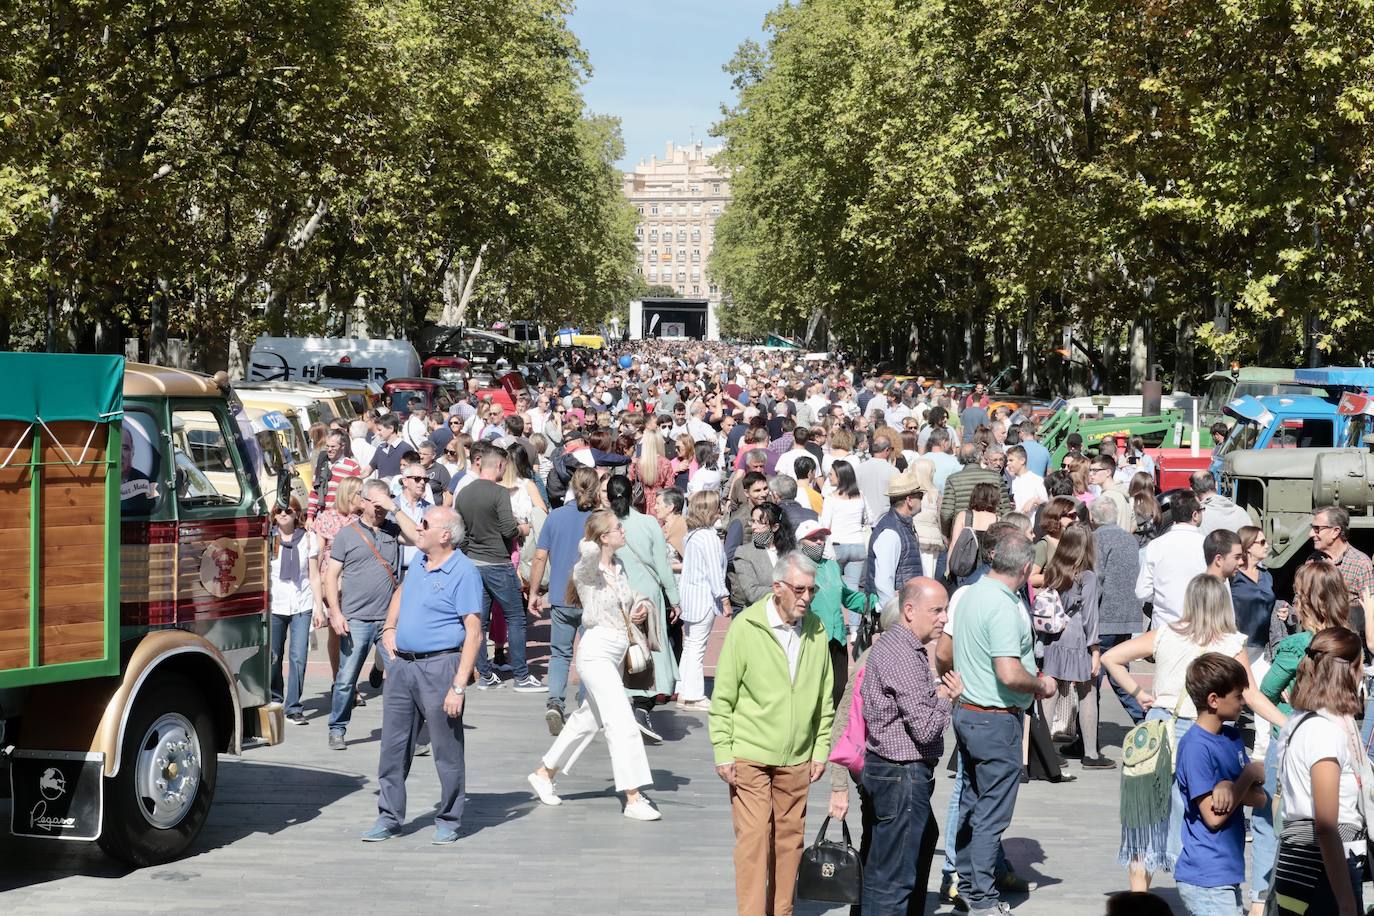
[675,492,729,711]
[527,510,661,821]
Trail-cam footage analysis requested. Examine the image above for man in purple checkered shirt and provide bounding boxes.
[859,576,963,914]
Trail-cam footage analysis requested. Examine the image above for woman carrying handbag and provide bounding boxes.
[527,510,662,821]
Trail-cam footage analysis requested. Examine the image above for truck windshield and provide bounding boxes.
[1217,420,1260,458]
[1341,415,1370,448]
[1203,377,1234,415]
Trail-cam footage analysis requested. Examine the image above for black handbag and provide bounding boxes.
[795,816,863,904]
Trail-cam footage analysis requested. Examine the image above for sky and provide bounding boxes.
[567,1,779,171]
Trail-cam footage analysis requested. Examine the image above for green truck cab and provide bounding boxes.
[0,354,281,866]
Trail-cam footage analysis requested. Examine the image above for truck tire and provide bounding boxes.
[97,674,218,866]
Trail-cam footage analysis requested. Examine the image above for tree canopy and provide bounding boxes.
[0,0,638,364]
[711,0,1374,389]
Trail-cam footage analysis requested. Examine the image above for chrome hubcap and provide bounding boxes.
[135,713,201,828]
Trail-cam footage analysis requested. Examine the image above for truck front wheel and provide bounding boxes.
[97,674,218,866]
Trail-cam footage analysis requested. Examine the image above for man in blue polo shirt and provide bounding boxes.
[364,504,483,846]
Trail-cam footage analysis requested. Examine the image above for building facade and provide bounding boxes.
[622,141,730,307]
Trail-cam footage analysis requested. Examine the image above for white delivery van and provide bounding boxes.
[247,336,421,385]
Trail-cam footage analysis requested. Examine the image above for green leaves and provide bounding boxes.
[712,0,1374,374]
[0,0,636,355]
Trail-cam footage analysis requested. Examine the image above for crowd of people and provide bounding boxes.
[264,337,1374,916]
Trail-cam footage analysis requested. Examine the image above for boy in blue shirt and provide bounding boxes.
[1174,652,1268,915]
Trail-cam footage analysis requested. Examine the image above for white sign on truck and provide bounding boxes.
[247,336,421,384]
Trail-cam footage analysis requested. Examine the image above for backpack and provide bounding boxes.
[1119,718,1175,851]
[947,510,980,578]
[827,666,868,775]
[1030,586,1070,635]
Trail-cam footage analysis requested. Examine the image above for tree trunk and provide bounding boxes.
[1102,322,1119,393]
[1020,297,1038,394]
[1129,318,1150,389]
[1174,314,1196,392]
[968,305,986,381]
[1304,312,1323,367]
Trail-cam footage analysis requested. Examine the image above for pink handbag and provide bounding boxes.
[827,666,867,775]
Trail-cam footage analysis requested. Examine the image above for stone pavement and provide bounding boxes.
[0,639,1189,916]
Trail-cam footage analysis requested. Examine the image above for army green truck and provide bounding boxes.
[1220,392,1374,591]
[0,353,283,866]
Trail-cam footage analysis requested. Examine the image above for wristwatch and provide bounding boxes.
[450,684,465,696]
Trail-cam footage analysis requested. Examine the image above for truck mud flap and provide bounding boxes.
[8,750,104,841]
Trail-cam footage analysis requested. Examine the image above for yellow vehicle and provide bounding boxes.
[235,391,323,489]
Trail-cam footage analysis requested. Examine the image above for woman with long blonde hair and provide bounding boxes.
[1103,574,1287,891]
[908,457,946,578]
[632,429,672,513]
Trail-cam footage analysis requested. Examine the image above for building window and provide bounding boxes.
[637,206,644,214]
[648,231,657,241]
[712,183,721,194]
[692,250,700,261]
[650,205,658,215]
[691,268,701,279]
[709,284,719,295]
[677,284,685,293]
[648,269,657,281]
[691,203,701,216]
[710,205,721,215]
[677,270,686,281]
[693,285,700,294]
[690,184,700,193]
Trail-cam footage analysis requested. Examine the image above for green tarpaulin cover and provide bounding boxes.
[0,352,124,423]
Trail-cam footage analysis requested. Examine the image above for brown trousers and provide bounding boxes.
[730,760,811,916]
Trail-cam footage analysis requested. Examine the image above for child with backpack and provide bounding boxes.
[1173,652,1268,915]
[1034,524,1112,769]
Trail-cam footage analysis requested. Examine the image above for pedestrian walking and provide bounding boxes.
[711,551,835,916]
[860,577,961,915]
[361,506,483,845]
[527,510,662,822]
[948,528,1056,915]
[269,498,323,726]
[676,491,729,711]
[1089,497,1145,727]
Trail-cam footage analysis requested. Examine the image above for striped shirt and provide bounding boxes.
[679,528,727,624]
[307,457,362,520]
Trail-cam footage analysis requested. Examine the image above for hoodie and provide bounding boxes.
[1199,492,1252,537]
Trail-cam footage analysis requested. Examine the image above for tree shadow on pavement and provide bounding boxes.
[0,759,364,892]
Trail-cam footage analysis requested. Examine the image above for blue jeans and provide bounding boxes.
[1250,737,1279,901]
[952,707,1024,913]
[833,542,867,592]
[546,604,583,711]
[473,563,530,680]
[269,611,311,717]
[328,619,383,736]
[1360,691,1374,753]
[1176,882,1242,915]
[861,756,938,915]
[1096,633,1146,724]
[941,751,1009,880]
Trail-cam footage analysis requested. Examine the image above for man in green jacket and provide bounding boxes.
[710,551,835,916]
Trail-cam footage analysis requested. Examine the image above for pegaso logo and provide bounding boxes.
[30,768,77,833]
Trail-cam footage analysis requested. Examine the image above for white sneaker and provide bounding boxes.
[623,797,661,821]
[675,698,712,712]
[527,772,562,806]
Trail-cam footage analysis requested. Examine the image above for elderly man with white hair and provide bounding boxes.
[711,551,835,916]
[364,505,482,845]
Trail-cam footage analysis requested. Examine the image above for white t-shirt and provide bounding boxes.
[820,494,868,545]
[1279,710,1362,828]
[1011,472,1048,514]
[1152,627,1245,718]
[270,530,319,616]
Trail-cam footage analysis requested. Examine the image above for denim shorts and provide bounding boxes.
[1176,882,1242,916]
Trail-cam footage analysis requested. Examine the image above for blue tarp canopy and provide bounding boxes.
[0,353,124,423]
[1293,366,1374,389]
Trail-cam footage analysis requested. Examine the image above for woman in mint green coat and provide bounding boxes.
[606,476,681,742]
[796,519,875,708]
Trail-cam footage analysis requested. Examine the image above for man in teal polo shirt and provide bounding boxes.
[363,505,483,846]
[949,529,1055,915]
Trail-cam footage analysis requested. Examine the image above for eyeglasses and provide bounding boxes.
[420,518,431,530]
[445,450,459,458]
[1310,524,1337,533]
[448,420,462,426]
[403,475,428,482]
[1090,466,1110,474]
[780,581,819,597]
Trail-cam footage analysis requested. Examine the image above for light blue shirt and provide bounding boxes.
[927,451,963,491]
[395,549,483,654]
[1021,439,1051,477]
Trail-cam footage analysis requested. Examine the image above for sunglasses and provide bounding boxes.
[420,518,431,530]
[449,420,462,426]
[403,475,428,482]
[445,450,459,458]
[780,582,819,597]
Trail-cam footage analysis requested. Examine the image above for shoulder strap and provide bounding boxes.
[351,522,398,586]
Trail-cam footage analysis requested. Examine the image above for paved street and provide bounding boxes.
[1,639,1180,916]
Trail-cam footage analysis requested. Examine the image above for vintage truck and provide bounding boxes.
[1220,391,1374,591]
[0,353,282,866]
